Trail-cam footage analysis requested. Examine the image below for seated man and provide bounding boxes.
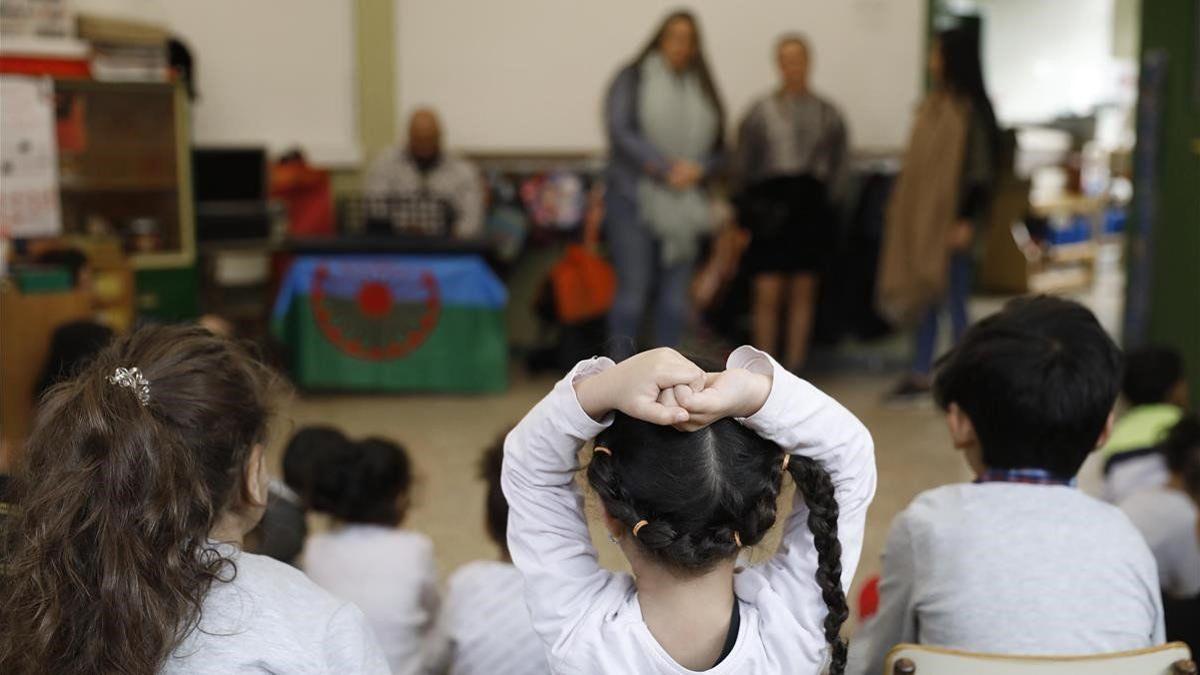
[364,108,483,238]
[847,296,1163,675]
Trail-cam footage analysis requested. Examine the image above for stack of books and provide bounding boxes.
[76,13,168,82]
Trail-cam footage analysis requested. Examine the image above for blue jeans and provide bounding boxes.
[606,217,693,361]
[913,253,972,376]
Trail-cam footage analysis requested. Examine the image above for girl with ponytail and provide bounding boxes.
[0,325,388,674]
[502,346,875,674]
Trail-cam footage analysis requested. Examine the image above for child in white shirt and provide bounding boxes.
[502,346,876,674]
[0,325,388,674]
[1120,415,1200,600]
[429,434,552,675]
[303,436,438,675]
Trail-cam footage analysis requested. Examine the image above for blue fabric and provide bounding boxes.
[272,255,506,320]
[975,468,1077,487]
[913,252,972,375]
[606,215,693,360]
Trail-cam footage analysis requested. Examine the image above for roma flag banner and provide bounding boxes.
[272,255,507,393]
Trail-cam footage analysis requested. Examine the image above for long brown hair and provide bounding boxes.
[632,9,726,148]
[0,324,275,674]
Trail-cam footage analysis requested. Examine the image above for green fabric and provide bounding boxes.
[274,297,507,393]
[135,266,199,321]
[636,52,718,265]
[1098,404,1183,459]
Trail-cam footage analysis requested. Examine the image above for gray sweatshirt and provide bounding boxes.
[163,545,390,674]
[847,482,1165,675]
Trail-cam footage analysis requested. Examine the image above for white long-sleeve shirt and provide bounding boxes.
[426,560,552,675]
[165,544,389,674]
[303,526,439,675]
[1120,487,1200,599]
[846,483,1166,675]
[501,346,876,674]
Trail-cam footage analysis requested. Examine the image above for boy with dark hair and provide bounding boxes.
[1082,345,1189,503]
[848,296,1163,675]
[428,432,550,675]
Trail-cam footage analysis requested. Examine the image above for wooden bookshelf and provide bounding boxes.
[54,79,195,270]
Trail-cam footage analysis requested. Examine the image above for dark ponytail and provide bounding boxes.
[587,413,848,673]
[0,324,276,674]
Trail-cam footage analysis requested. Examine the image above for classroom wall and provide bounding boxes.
[73,0,360,166]
[394,0,927,155]
[973,0,1122,125]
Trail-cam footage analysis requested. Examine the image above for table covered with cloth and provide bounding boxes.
[271,255,507,392]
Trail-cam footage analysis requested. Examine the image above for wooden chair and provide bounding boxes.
[886,642,1196,675]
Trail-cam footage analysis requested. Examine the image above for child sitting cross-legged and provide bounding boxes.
[302,436,438,675]
[427,433,552,675]
[1120,414,1200,652]
[0,325,388,673]
[847,296,1164,674]
[503,346,876,674]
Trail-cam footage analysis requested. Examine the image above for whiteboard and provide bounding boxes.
[157,0,359,165]
[395,0,925,155]
[71,0,359,164]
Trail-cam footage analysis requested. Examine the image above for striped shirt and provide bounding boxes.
[734,91,847,192]
[364,149,484,239]
[430,560,551,675]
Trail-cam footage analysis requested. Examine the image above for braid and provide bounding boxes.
[586,450,642,527]
[588,412,851,673]
[586,449,741,569]
[786,455,848,675]
[740,457,785,545]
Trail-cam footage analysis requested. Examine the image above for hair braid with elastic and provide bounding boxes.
[586,412,849,672]
[587,449,742,569]
[786,455,848,675]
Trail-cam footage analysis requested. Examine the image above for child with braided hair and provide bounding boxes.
[502,346,876,674]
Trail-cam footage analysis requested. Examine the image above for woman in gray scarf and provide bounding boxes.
[603,10,725,360]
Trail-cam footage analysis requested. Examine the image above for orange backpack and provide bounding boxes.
[548,244,616,325]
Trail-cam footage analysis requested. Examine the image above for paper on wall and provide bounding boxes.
[0,75,62,239]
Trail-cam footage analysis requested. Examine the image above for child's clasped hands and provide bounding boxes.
[574,348,773,432]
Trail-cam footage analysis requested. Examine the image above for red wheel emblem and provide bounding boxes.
[310,264,441,361]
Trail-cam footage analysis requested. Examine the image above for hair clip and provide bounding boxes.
[733,531,743,548]
[108,366,151,406]
[781,454,791,471]
[632,519,649,538]
[594,446,612,456]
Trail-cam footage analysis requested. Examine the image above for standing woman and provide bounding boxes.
[604,10,726,360]
[734,34,848,372]
[878,21,1000,401]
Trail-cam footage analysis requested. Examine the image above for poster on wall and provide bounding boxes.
[0,75,62,239]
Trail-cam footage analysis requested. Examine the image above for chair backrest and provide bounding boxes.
[885,643,1195,675]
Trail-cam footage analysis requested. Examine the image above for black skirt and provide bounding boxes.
[736,174,834,274]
